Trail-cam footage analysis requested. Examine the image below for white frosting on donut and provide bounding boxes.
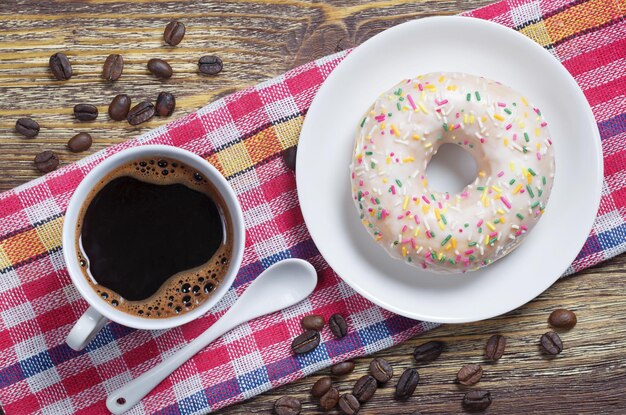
[350,73,555,273]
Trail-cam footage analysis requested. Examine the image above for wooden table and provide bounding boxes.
[1,1,625,413]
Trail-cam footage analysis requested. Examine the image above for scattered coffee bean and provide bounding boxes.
[540,331,563,355]
[549,309,577,329]
[395,368,419,400]
[273,396,301,415]
[109,94,131,121]
[301,314,324,331]
[311,376,332,398]
[49,52,72,80]
[338,393,360,415]
[15,118,39,138]
[331,361,355,376]
[155,92,176,117]
[34,150,59,173]
[282,146,297,171]
[198,55,223,75]
[413,341,444,364]
[329,313,348,338]
[485,334,506,361]
[102,54,124,81]
[74,104,98,121]
[353,375,377,403]
[456,363,483,386]
[291,330,320,354]
[127,101,155,126]
[147,58,173,79]
[164,20,186,46]
[67,132,92,153]
[462,390,492,412]
[319,387,339,411]
[370,357,393,383]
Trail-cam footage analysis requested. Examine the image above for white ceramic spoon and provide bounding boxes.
[106,258,317,414]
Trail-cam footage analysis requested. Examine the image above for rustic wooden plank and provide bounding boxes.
[3,1,624,414]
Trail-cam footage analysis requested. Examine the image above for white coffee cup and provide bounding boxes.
[63,145,245,351]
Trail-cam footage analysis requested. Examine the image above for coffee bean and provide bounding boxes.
[413,341,444,364]
[329,313,348,338]
[462,390,492,412]
[102,54,124,81]
[74,104,98,121]
[549,309,577,329]
[456,364,483,386]
[395,368,419,400]
[67,132,92,153]
[273,396,301,415]
[109,94,131,121]
[370,357,393,383]
[301,314,324,331]
[283,146,297,171]
[485,334,506,361]
[331,361,354,376]
[15,118,39,138]
[198,55,223,75]
[353,375,377,403]
[155,92,176,117]
[291,330,320,354]
[127,101,155,126]
[34,150,59,173]
[49,52,72,80]
[338,394,360,415]
[147,58,173,79]
[164,20,186,46]
[540,331,563,355]
[319,387,339,411]
[311,376,332,398]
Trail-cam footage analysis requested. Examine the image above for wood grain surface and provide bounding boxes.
[1,1,625,414]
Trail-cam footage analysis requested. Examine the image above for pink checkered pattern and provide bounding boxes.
[0,1,624,414]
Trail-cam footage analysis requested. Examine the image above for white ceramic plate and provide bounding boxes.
[296,16,602,323]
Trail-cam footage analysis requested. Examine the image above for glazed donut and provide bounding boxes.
[350,72,555,273]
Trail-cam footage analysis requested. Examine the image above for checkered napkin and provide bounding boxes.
[0,1,624,414]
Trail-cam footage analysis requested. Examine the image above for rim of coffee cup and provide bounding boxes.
[62,145,245,330]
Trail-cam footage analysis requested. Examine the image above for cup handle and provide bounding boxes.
[66,306,109,351]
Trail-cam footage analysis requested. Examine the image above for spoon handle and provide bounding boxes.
[106,317,234,414]
[106,259,317,414]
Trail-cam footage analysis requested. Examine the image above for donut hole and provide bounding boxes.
[424,143,478,194]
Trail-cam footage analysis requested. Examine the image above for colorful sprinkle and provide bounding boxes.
[501,197,512,209]
[406,94,417,110]
[441,234,452,246]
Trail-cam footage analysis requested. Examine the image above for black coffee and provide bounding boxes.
[76,157,233,318]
